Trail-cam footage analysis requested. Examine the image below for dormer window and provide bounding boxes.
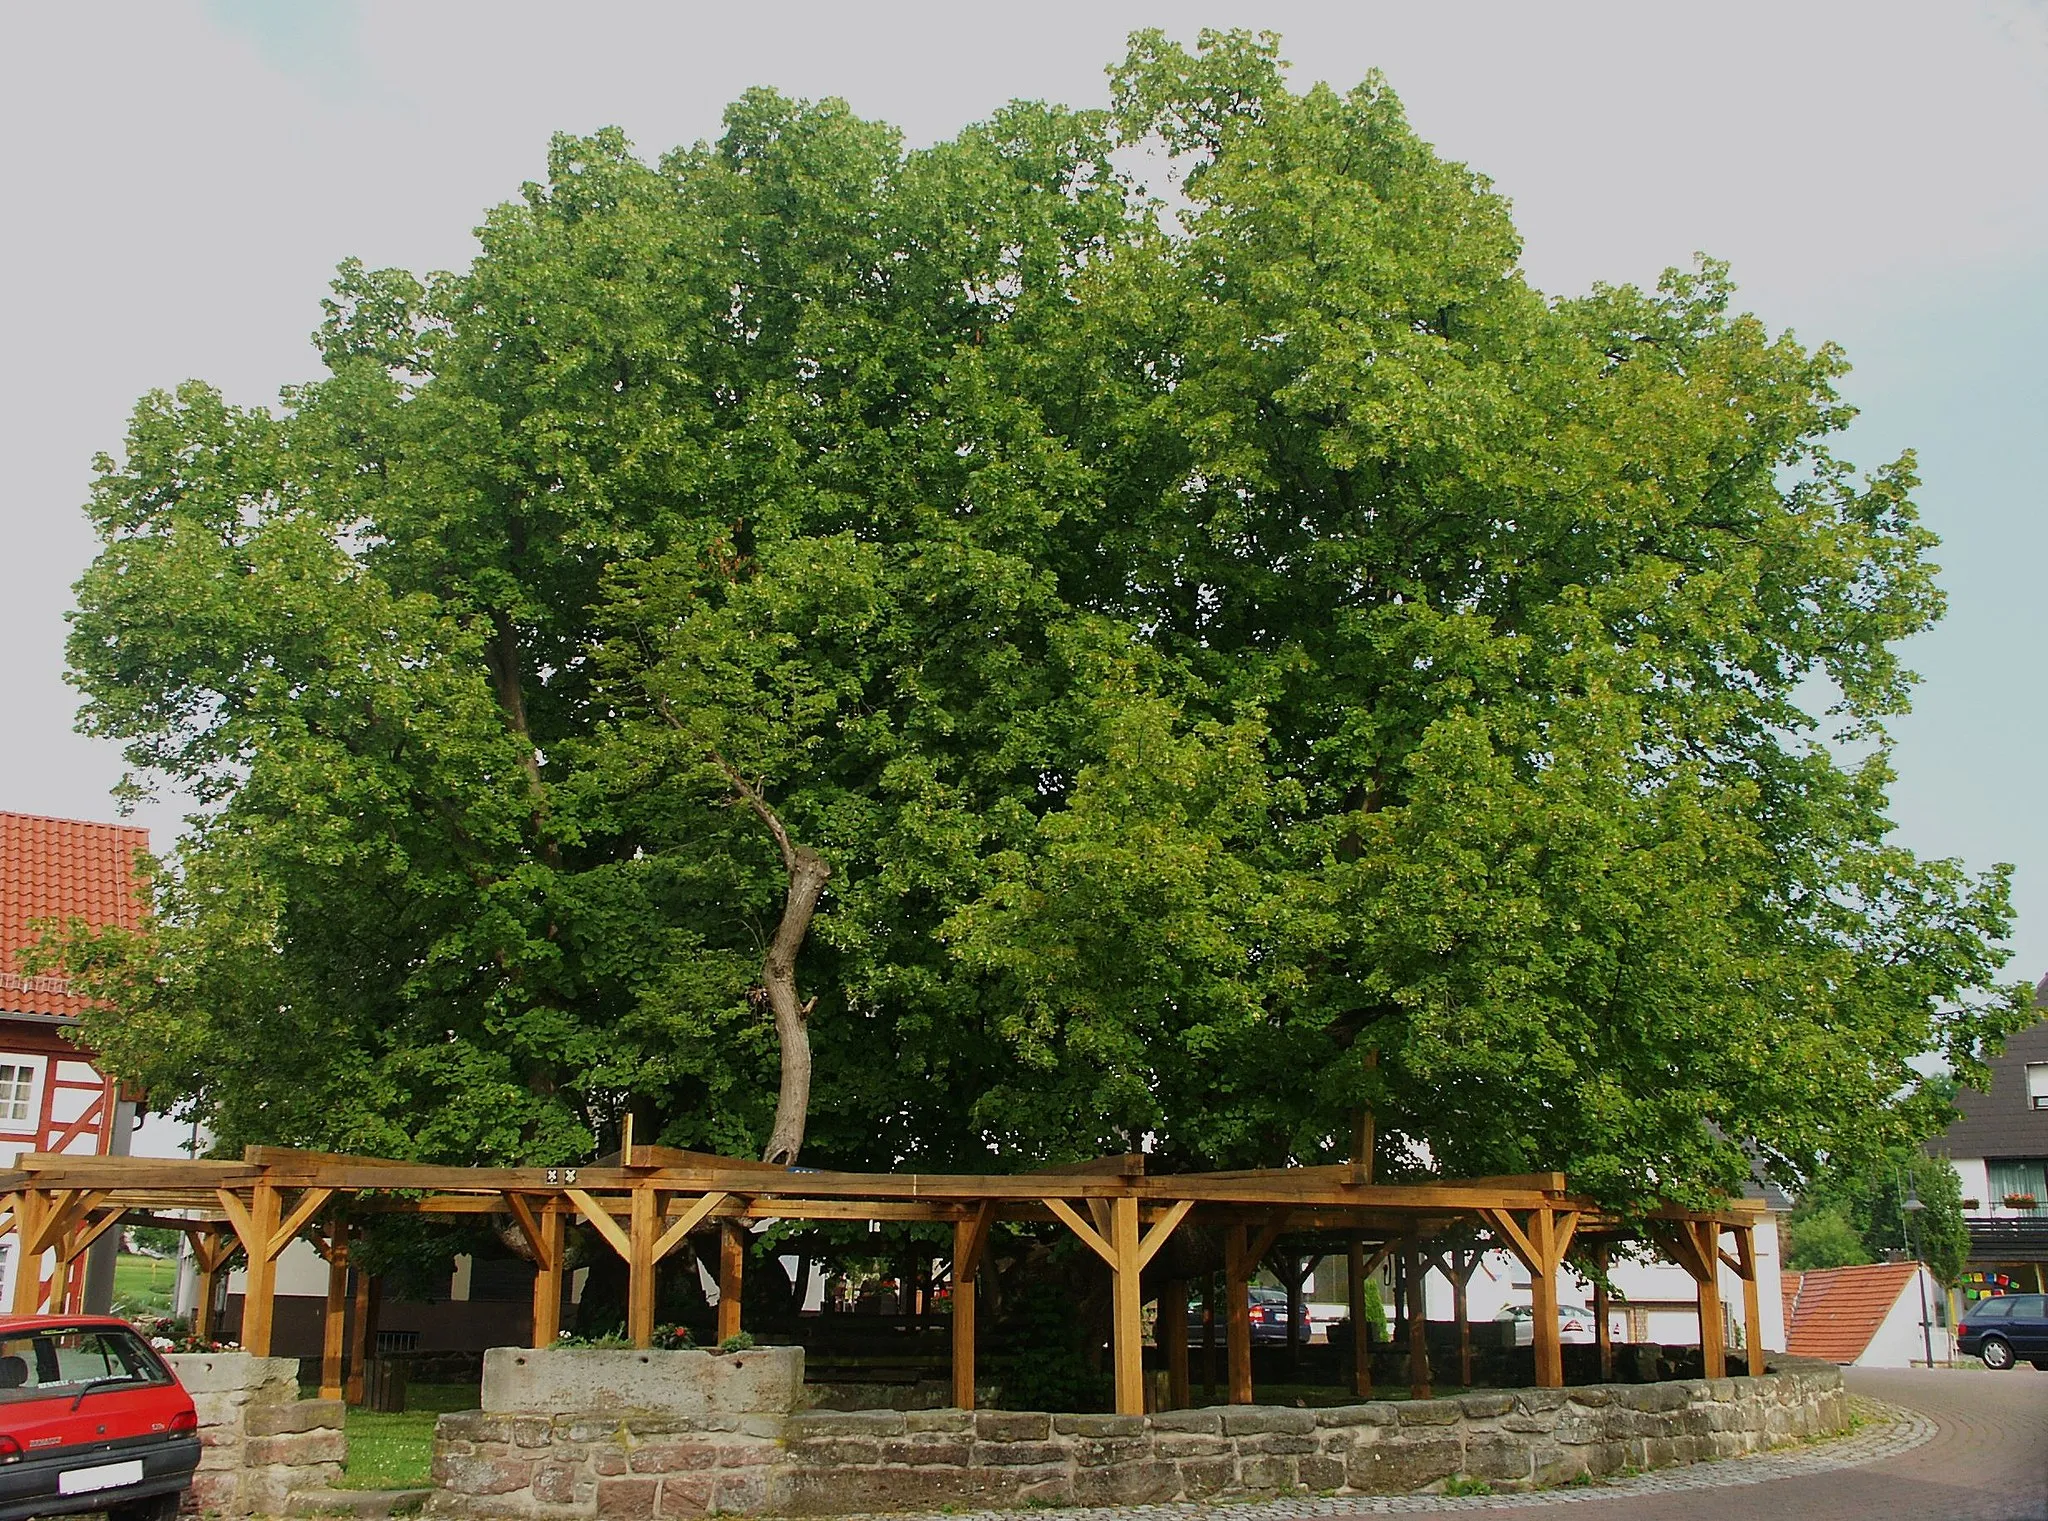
[2028,1062,2048,1111]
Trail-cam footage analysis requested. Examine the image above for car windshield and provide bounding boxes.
[0,1325,169,1403]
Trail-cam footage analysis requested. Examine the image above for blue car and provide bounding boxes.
[1955,1292,2048,1370]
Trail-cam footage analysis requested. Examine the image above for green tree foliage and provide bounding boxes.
[1786,1150,1971,1284]
[59,31,2030,1207]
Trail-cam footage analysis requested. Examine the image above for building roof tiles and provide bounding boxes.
[0,810,150,1018]
[1779,1262,1919,1363]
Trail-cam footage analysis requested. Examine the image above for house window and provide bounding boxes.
[2027,1063,2048,1111]
[1987,1159,2047,1203]
[0,1066,34,1125]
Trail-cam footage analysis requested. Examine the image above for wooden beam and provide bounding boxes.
[1528,1208,1563,1390]
[1403,1235,1431,1400]
[321,1224,349,1400]
[1224,1224,1252,1405]
[1592,1241,1614,1384]
[10,1192,45,1313]
[1043,1197,1117,1268]
[1110,1194,1145,1416]
[565,1189,633,1259]
[531,1207,565,1348]
[271,1187,335,1259]
[506,1194,551,1270]
[1161,1278,1189,1412]
[951,1215,979,1411]
[1735,1224,1765,1376]
[628,1186,661,1348]
[955,1201,996,1284]
[1695,1221,1727,1379]
[239,1182,283,1356]
[1347,1237,1370,1397]
[1136,1199,1194,1270]
[652,1193,728,1263]
[716,1220,744,1344]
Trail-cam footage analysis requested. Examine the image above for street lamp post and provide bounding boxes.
[1902,1182,1935,1368]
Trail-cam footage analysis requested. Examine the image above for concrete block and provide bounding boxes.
[480,1345,803,1420]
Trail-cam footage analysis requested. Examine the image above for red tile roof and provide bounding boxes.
[0,811,150,1018]
[1780,1263,1920,1363]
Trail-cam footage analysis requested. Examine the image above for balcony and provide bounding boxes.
[1965,1215,2048,1262]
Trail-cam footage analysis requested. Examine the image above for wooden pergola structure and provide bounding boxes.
[0,1146,1771,1416]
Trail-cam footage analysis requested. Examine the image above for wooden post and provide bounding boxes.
[951,1217,977,1411]
[320,1224,349,1400]
[239,1182,283,1356]
[531,1205,565,1347]
[1201,1275,1218,1400]
[1161,1277,1189,1411]
[717,1220,744,1344]
[1529,1208,1562,1390]
[1347,1238,1370,1396]
[1592,1242,1614,1383]
[1451,1249,1472,1388]
[346,1271,378,1405]
[1224,1225,1252,1405]
[1109,1195,1144,1417]
[1403,1237,1431,1400]
[1693,1222,1726,1379]
[10,1192,44,1314]
[628,1185,660,1348]
[1735,1225,1765,1376]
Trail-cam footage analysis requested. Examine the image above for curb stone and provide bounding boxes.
[800,1403,1934,1520]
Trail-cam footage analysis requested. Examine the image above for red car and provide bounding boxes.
[0,1315,199,1521]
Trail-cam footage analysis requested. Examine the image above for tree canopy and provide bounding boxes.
[60,30,2032,1210]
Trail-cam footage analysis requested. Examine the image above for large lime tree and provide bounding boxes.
[63,31,2030,1205]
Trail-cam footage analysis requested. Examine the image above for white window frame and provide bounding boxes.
[2026,1062,2048,1112]
[0,1057,44,1135]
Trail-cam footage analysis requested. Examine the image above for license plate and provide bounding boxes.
[58,1460,143,1495]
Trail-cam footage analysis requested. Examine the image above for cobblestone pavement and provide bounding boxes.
[832,1367,2046,1521]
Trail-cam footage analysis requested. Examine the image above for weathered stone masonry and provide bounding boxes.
[428,1348,1849,1517]
[165,1351,346,1517]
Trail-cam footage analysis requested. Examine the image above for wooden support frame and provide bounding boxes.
[951,1202,995,1411]
[1402,1236,1430,1400]
[1483,1205,1579,1389]
[319,1222,350,1400]
[1647,1218,1727,1379]
[1733,1224,1765,1376]
[1591,1241,1614,1383]
[717,1219,745,1344]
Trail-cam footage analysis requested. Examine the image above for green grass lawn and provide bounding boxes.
[336,1383,479,1491]
[111,1253,177,1316]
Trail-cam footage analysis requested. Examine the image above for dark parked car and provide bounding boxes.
[1187,1287,1311,1345]
[1955,1292,2048,1371]
[0,1315,200,1521]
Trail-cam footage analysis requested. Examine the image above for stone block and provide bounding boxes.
[972,1410,1050,1441]
[481,1346,803,1421]
[1347,1435,1460,1493]
[969,1439,1068,1467]
[780,1464,1019,1515]
[1148,1408,1222,1433]
[711,1469,775,1513]
[1457,1392,1514,1419]
[877,1436,971,1467]
[510,1417,553,1450]
[1514,1388,1568,1413]
[717,1442,779,1468]
[186,1470,240,1513]
[245,1399,346,1437]
[1053,1413,1144,1437]
[595,1448,629,1475]
[432,1453,532,1495]
[656,1475,715,1516]
[1070,1460,1180,1506]
[1391,1399,1461,1427]
[1237,1454,1300,1491]
[1150,1432,1229,1458]
[165,1352,303,1396]
[788,1408,906,1438]
[903,1409,972,1434]
[1298,1454,1346,1492]
[190,1391,247,1429]
[1315,1402,1397,1428]
[434,1412,513,1445]
[531,1464,578,1505]
[596,1477,659,1518]
[1176,1455,1238,1497]
[789,1437,881,1466]
[245,1431,348,1466]
[630,1441,726,1473]
[1236,1432,1315,1456]
[1568,1386,1613,1408]
[1220,1406,1315,1435]
[1072,1436,1150,1467]
[1464,1434,1535,1481]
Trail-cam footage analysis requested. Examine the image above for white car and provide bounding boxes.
[1495,1304,1597,1346]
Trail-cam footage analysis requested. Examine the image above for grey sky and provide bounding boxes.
[3,2,2043,983]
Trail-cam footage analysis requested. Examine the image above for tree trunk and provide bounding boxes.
[759,843,828,1166]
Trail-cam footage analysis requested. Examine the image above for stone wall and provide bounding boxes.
[165,1351,347,1517]
[429,1350,1848,1518]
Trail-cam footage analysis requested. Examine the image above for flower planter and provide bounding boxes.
[2002,1194,2039,1211]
